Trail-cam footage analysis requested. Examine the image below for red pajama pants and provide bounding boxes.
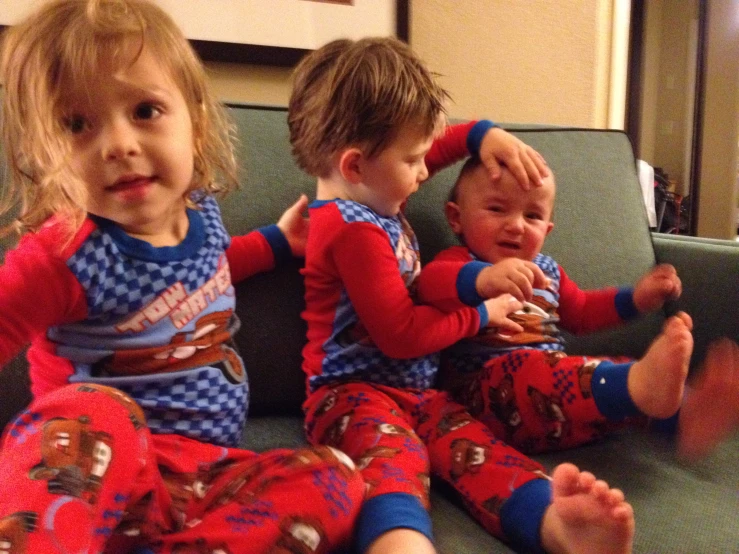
[303,382,549,539]
[0,383,364,554]
[442,349,635,454]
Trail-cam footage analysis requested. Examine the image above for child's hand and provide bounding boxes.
[476,259,550,302]
[480,127,549,189]
[277,194,310,257]
[633,264,682,312]
[483,294,524,334]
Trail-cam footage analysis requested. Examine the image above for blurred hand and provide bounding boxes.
[483,294,524,334]
[277,194,310,257]
[476,258,550,302]
[633,264,682,313]
[479,127,549,189]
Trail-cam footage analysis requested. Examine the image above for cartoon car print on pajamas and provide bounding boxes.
[0,512,37,554]
[268,515,327,554]
[92,310,244,384]
[28,416,113,504]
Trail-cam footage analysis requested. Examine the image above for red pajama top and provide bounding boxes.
[416,245,639,372]
[301,122,493,394]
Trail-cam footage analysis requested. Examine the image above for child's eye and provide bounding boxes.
[134,103,163,120]
[64,115,89,134]
[488,206,504,213]
[526,213,543,221]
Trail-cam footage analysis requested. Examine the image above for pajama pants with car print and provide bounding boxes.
[304,382,552,551]
[0,383,364,554]
[304,352,641,552]
[441,349,642,455]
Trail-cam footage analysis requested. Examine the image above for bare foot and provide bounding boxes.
[628,312,693,419]
[678,338,739,460]
[540,463,634,554]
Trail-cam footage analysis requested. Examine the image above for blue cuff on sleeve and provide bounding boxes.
[457,261,490,306]
[476,304,489,329]
[591,361,641,420]
[258,224,292,264]
[466,119,498,156]
[355,493,433,553]
[615,287,640,320]
[499,478,552,554]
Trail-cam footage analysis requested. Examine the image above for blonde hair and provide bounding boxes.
[288,37,449,178]
[0,0,237,239]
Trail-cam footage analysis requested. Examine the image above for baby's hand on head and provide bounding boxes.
[633,264,682,313]
[483,294,524,334]
[277,194,310,257]
[479,127,549,189]
[476,258,550,302]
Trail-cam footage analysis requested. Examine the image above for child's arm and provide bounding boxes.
[556,266,639,334]
[425,120,549,188]
[226,195,309,283]
[416,247,548,310]
[0,234,87,366]
[558,264,682,335]
[333,225,489,359]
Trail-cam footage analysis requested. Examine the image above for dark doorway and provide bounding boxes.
[625,0,707,236]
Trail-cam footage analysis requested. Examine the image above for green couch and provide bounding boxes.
[1,104,738,553]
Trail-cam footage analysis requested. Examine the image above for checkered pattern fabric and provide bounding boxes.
[117,367,248,447]
[334,199,406,247]
[67,197,230,319]
[47,196,250,446]
[312,200,436,392]
[533,253,560,291]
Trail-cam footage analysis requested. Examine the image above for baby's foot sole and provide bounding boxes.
[628,314,693,419]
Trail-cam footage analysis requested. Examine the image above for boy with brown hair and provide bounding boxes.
[289,37,635,554]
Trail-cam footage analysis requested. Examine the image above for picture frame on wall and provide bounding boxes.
[0,1,409,67]
[166,0,410,66]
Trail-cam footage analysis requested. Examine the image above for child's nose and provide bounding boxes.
[505,214,525,232]
[418,161,429,182]
[101,120,140,160]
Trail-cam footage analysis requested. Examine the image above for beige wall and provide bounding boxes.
[207,0,614,126]
[410,0,613,125]
[205,0,737,239]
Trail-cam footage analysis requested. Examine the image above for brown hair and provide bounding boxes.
[448,156,483,204]
[0,0,237,239]
[288,37,449,178]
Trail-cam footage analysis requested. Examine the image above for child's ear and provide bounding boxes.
[338,148,363,184]
[546,221,554,236]
[445,201,463,234]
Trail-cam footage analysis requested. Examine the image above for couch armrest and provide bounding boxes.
[652,233,738,368]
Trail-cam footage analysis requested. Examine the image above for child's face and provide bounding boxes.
[63,45,195,244]
[447,165,555,263]
[355,124,433,217]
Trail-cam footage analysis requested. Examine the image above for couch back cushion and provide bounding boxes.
[0,105,662,421]
[225,107,662,416]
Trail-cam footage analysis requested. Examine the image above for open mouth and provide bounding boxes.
[107,175,154,200]
[108,175,152,191]
[497,241,521,250]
